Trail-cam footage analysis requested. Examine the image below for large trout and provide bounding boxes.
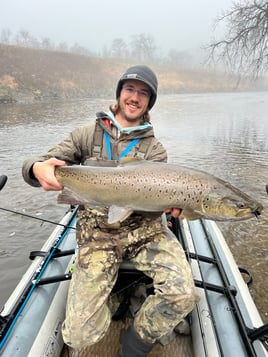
[55,160,263,224]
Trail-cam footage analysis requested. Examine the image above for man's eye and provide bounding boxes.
[122,85,150,98]
[140,90,150,98]
[124,86,134,93]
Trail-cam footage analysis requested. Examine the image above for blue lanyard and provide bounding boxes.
[104,131,112,160]
[118,138,140,160]
[104,130,139,160]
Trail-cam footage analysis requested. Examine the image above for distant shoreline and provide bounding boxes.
[0,44,267,105]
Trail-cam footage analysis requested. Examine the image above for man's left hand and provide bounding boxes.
[165,208,184,219]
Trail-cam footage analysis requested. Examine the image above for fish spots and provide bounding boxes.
[203,197,211,209]
[56,163,262,221]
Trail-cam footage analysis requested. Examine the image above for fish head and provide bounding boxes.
[200,192,263,221]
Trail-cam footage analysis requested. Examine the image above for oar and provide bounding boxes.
[0,175,8,191]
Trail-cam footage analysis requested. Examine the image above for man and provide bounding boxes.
[22,65,195,356]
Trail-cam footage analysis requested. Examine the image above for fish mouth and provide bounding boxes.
[252,208,262,218]
[235,206,263,220]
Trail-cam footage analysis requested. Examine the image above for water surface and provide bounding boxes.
[0,92,267,322]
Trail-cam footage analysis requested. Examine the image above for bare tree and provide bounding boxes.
[15,29,31,46]
[206,0,268,79]
[110,38,128,58]
[1,28,12,44]
[130,34,157,62]
[41,37,54,50]
[57,41,69,53]
[15,29,40,48]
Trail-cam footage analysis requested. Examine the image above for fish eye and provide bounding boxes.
[236,202,246,209]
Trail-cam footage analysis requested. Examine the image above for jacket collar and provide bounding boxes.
[105,111,152,134]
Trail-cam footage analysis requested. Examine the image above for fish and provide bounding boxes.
[54,159,263,224]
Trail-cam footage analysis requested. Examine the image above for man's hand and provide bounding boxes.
[33,158,66,191]
[165,208,184,219]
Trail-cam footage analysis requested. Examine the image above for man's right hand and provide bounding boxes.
[32,158,66,191]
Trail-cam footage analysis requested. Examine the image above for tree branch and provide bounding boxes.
[205,0,268,79]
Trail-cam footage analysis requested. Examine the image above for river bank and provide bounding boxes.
[1,44,268,104]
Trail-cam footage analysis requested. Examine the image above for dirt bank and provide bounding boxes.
[0,44,267,104]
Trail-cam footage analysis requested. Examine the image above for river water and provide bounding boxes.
[0,92,267,323]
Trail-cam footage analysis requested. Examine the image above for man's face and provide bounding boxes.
[117,79,151,125]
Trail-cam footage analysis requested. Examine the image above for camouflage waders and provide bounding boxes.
[62,206,195,349]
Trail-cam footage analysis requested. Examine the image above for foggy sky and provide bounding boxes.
[0,0,234,55]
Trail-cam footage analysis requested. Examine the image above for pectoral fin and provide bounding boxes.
[57,188,99,206]
[108,205,133,224]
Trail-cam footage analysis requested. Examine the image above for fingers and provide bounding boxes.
[165,208,184,219]
[47,158,66,167]
[33,158,66,191]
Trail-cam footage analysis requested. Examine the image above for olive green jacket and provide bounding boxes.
[22,112,167,187]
